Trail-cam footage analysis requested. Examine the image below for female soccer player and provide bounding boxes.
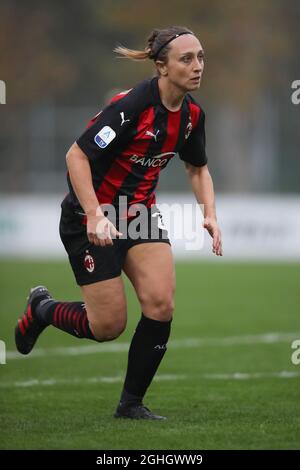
[15,26,222,420]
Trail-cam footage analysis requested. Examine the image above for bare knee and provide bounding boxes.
[89,310,127,342]
[140,292,175,322]
[80,276,127,341]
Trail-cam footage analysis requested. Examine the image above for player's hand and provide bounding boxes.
[87,214,123,247]
[203,217,223,256]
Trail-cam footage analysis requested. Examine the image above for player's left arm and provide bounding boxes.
[179,106,222,256]
[185,162,223,256]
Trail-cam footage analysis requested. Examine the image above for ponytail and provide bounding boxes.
[113,45,151,61]
[113,26,194,63]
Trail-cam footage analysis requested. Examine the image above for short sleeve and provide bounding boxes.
[76,99,135,162]
[179,110,207,167]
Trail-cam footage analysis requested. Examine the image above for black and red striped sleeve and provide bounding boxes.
[179,108,207,167]
[76,100,135,162]
[76,81,149,162]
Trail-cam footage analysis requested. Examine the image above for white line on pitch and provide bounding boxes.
[6,332,300,360]
[0,371,300,389]
[0,374,186,388]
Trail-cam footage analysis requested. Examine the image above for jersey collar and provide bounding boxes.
[151,76,186,113]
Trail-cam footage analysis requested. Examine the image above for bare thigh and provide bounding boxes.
[123,243,175,321]
[80,276,127,341]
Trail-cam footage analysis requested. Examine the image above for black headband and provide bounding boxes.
[153,32,193,61]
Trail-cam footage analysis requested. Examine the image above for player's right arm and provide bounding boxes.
[66,82,148,246]
[66,143,122,247]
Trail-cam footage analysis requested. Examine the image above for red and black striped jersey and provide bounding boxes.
[64,76,207,214]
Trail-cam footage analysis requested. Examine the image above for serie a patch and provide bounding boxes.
[94,126,116,149]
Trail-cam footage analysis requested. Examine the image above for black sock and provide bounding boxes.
[36,299,95,340]
[120,313,172,404]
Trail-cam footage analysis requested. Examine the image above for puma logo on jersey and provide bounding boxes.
[145,129,160,142]
[120,112,130,126]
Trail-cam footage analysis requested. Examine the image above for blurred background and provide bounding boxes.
[1,0,300,450]
[0,0,299,259]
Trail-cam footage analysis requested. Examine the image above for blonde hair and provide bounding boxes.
[114,26,194,63]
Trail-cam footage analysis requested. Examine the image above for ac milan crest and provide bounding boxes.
[84,252,95,273]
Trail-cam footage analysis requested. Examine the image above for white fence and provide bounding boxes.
[0,194,299,260]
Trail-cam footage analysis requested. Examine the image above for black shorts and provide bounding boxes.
[59,203,171,286]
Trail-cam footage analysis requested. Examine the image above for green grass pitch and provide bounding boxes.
[0,260,300,449]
